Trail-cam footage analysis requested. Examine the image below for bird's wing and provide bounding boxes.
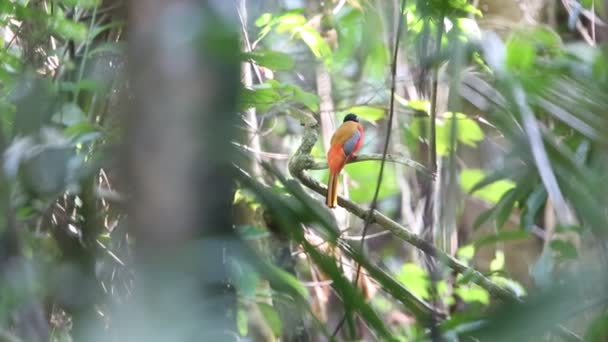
[342,128,361,156]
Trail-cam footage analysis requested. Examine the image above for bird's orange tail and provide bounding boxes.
[326,172,339,208]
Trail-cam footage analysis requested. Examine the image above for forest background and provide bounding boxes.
[0,0,607,341]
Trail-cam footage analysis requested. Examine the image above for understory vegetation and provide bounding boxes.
[0,0,607,341]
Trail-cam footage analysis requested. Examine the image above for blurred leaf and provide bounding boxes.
[455,285,489,305]
[53,102,86,126]
[285,84,320,112]
[243,50,295,71]
[240,84,282,112]
[11,75,56,136]
[255,13,273,27]
[48,15,88,42]
[64,122,100,138]
[275,13,307,32]
[460,168,516,204]
[258,303,283,337]
[472,208,495,230]
[397,263,430,300]
[531,247,554,290]
[240,82,319,112]
[506,33,536,72]
[456,244,475,262]
[521,183,546,230]
[237,307,248,336]
[549,239,578,261]
[490,251,505,272]
[342,106,384,121]
[406,99,430,113]
[56,0,101,7]
[474,230,532,248]
[297,26,331,61]
[448,0,482,16]
[436,112,484,155]
[363,42,388,80]
[345,161,399,202]
[231,259,260,298]
[585,313,608,342]
[236,225,271,240]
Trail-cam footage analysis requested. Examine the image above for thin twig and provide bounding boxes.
[308,153,430,174]
[335,0,424,335]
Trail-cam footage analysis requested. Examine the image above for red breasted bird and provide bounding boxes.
[326,113,364,208]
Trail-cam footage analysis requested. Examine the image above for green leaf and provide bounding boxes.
[258,303,283,337]
[457,244,475,262]
[474,230,532,248]
[64,121,99,138]
[460,169,516,204]
[275,13,307,32]
[506,33,536,71]
[449,0,482,16]
[286,84,320,112]
[455,285,489,305]
[521,184,546,230]
[342,106,384,121]
[436,112,484,155]
[297,26,331,60]
[255,13,273,27]
[585,314,608,342]
[239,85,282,112]
[237,307,248,336]
[549,239,578,260]
[344,161,399,202]
[531,247,554,290]
[56,0,101,8]
[243,50,295,71]
[490,251,505,272]
[48,16,88,42]
[397,263,430,300]
[472,208,496,230]
[406,99,430,113]
[236,225,270,240]
[363,42,388,80]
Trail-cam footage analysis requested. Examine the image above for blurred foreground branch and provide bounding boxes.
[288,123,519,302]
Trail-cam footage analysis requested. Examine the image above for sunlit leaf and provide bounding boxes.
[255,13,273,27]
[342,106,384,121]
[345,161,399,202]
[258,303,283,337]
[457,244,475,262]
[455,285,489,305]
[297,26,331,60]
[397,263,430,300]
[490,251,505,272]
[237,307,248,336]
[275,13,307,32]
[460,169,516,204]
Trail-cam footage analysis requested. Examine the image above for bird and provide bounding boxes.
[326,113,364,208]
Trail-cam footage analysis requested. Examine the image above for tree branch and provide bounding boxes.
[288,123,520,302]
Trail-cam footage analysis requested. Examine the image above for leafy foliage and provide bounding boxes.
[1,0,608,341]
